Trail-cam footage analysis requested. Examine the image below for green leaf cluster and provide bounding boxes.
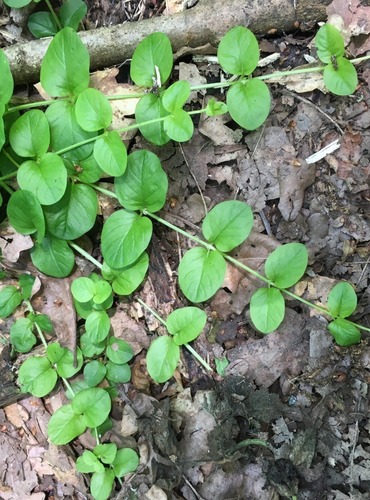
[315,24,358,95]
[327,282,360,345]
[5,0,88,39]
[76,445,139,500]
[178,200,253,302]
[146,307,207,383]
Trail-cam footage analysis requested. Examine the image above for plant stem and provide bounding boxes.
[143,210,215,251]
[136,297,166,326]
[136,297,213,372]
[0,181,14,196]
[184,343,212,371]
[6,99,67,114]
[68,242,103,269]
[44,0,63,31]
[0,171,17,182]
[34,319,49,350]
[107,93,146,101]
[2,149,20,169]
[222,253,272,286]
[54,116,168,156]
[62,377,75,397]
[87,183,118,199]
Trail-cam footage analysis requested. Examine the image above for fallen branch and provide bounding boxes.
[4,0,330,84]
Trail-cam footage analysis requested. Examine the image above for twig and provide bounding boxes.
[179,143,208,216]
[281,89,345,135]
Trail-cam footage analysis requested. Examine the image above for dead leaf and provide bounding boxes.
[31,277,76,355]
[0,223,33,263]
[277,157,316,221]
[4,403,28,428]
[226,309,308,387]
[110,305,150,354]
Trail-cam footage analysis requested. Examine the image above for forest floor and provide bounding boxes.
[0,0,370,499]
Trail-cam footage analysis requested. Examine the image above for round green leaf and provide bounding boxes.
[163,109,194,142]
[205,98,228,116]
[77,153,104,183]
[94,443,117,465]
[9,110,50,158]
[17,153,67,206]
[93,280,112,304]
[90,469,115,500]
[85,310,111,343]
[3,0,32,7]
[75,88,112,132]
[146,336,180,383]
[202,200,253,252]
[315,23,345,64]
[71,277,96,302]
[327,282,357,318]
[40,27,90,97]
[106,337,133,365]
[46,100,96,162]
[135,93,170,146]
[115,149,168,212]
[250,287,285,334]
[59,0,88,31]
[102,252,149,296]
[10,317,37,353]
[178,247,226,303]
[48,403,87,445]
[162,81,191,112]
[328,318,361,346]
[43,183,97,240]
[218,26,259,75]
[80,333,106,358]
[112,448,139,477]
[19,274,36,301]
[130,32,173,87]
[46,342,83,378]
[7,190,45,241]
[323,57,358,96]
[76,450,105,474]
[31,234,75,277]
[93,130,127,177]
[18,356,58,397]
[72,388,111,428]
[101,210,153,269]
[0,285,22,318]
[265,243,308,288]
[27,11,58,38]
[0,50,14,105]
[166,307,207,346]
[227,79,270,131]
[106,361,131,384]
[84,360,107,388]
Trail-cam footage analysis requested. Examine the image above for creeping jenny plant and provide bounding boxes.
[0,21,369,500]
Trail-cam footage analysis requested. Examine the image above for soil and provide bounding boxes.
[1,1,370,499]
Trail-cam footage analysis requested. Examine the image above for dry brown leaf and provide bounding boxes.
[226,309,308,387]
[31,277,76,355]
[0,223,33,263]
[4,403,28,428]
[110,305,150,354]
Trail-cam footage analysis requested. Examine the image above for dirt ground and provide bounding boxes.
[0,0,370,499]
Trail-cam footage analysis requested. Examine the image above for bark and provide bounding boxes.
[4,0,331,85]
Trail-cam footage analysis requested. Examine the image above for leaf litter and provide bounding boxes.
[1,0,370,498]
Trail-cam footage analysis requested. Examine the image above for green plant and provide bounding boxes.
[1,21,369,499]
[3,0,87,39]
